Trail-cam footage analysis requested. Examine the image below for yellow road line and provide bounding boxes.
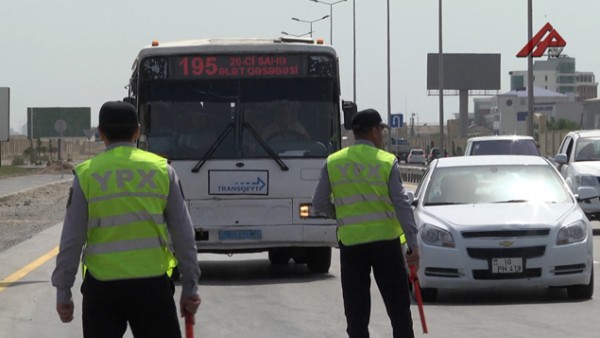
[0,246,59,294]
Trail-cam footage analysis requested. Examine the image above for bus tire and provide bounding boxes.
[306,247,332,273]
[268,248,291,265]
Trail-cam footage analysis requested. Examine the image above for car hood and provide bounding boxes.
[571,161,600,176]
[419,203,580,229]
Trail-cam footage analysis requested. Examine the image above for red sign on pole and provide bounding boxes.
[516,22,566,58]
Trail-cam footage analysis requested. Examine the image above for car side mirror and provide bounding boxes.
[554,153,568,165]
[576,186,598,202]
[406,191,418,207]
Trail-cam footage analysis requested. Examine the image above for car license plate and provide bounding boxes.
[491,257,523,274]
[218,230,262,241]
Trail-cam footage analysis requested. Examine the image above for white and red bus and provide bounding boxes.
[126,37,354,273]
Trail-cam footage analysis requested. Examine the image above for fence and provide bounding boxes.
[0,137,103,166]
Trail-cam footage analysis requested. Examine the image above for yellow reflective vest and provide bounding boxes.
[75,146,176,281]
[326,144,405,246]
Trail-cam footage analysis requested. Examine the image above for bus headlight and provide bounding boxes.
[299,203,327,219]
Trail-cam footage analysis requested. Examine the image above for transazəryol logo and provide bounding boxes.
[217,177,266,192]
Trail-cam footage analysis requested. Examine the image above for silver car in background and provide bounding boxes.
[409,155,595,302]
[464,135,541,156]
[554,130,600,220]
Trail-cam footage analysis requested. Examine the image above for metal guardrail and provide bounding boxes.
[399,164,427,184]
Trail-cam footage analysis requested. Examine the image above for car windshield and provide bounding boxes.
[470,139,540,155]
[574,137,600,162]
[423,164,572,205]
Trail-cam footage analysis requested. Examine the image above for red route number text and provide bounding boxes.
[175,55,300,78]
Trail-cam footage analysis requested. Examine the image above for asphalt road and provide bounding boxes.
[0,221,599,337]
[1,174,600,337]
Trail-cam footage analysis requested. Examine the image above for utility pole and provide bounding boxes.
[526,0,535,137]
[438,0,444,151]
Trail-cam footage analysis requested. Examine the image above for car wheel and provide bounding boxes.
[420,287,438,302]
[306,247,332,273]
[268,248,291,265]
[567,268,594,300]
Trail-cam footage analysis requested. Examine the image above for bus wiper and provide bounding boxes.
[243,122,289,171]
[492,199,528,204]
[191,123,235,173]
[424,202,461,206]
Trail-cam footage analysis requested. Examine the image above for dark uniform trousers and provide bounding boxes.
[81,272,182,338]
[340,238,415,338]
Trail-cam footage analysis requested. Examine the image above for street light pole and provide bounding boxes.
[292,15,329,38]
[438,0,444,152]
[310,0,347,45]
[353,0,356,102]
[526,0,534,137]
[386,0,391,130]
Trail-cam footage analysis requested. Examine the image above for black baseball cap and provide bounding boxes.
[98,101,138,129]
[351,108,388,130]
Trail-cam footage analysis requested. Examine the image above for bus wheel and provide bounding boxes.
[268,248,291,265]
[306,247,332,273]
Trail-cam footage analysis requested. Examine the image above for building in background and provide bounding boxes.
[509,55,597,100]
[469,55,597,135]
[491,87,578,135]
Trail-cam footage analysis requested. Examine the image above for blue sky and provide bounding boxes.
[1,0,597,131]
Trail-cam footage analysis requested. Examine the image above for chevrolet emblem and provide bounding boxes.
[499,240,514,248]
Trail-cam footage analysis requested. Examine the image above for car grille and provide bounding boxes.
[468,246,545,280]
[461,229,550,238]
[467,246,546,259]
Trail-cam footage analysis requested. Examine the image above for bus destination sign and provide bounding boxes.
[169,54,308,79]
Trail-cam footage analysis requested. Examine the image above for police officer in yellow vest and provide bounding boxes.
[52,101,201,337]
[312,108,420,338]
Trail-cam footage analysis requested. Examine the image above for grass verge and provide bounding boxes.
[0,166,41,178]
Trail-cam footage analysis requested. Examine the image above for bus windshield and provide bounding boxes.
[139,74,339,160]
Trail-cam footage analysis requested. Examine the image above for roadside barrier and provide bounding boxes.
[399,165,427,184]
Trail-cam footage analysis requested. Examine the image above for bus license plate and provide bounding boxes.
[218,230,262,241]
[492,257,523,273]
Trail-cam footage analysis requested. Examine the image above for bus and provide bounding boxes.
[125,37,355,273]
[390,137,411,162]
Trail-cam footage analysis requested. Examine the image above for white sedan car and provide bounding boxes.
[407,148,426,165]
[409,155,595,302]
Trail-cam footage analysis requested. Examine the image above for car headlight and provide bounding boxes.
[556,220,587,245]
[420,223,455,248]
[574,174,597,188]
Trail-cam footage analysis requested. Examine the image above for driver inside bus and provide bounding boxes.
[178,111,217,155]
[261,104,311,142]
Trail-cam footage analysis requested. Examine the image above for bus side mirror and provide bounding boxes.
[342,100,357,130]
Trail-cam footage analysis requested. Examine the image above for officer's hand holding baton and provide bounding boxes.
[181,294,201,337]
[406,247,420,271]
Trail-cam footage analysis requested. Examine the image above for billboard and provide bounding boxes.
[27,107,91,138]
[0,88,8,141]
[427,53,501,90]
